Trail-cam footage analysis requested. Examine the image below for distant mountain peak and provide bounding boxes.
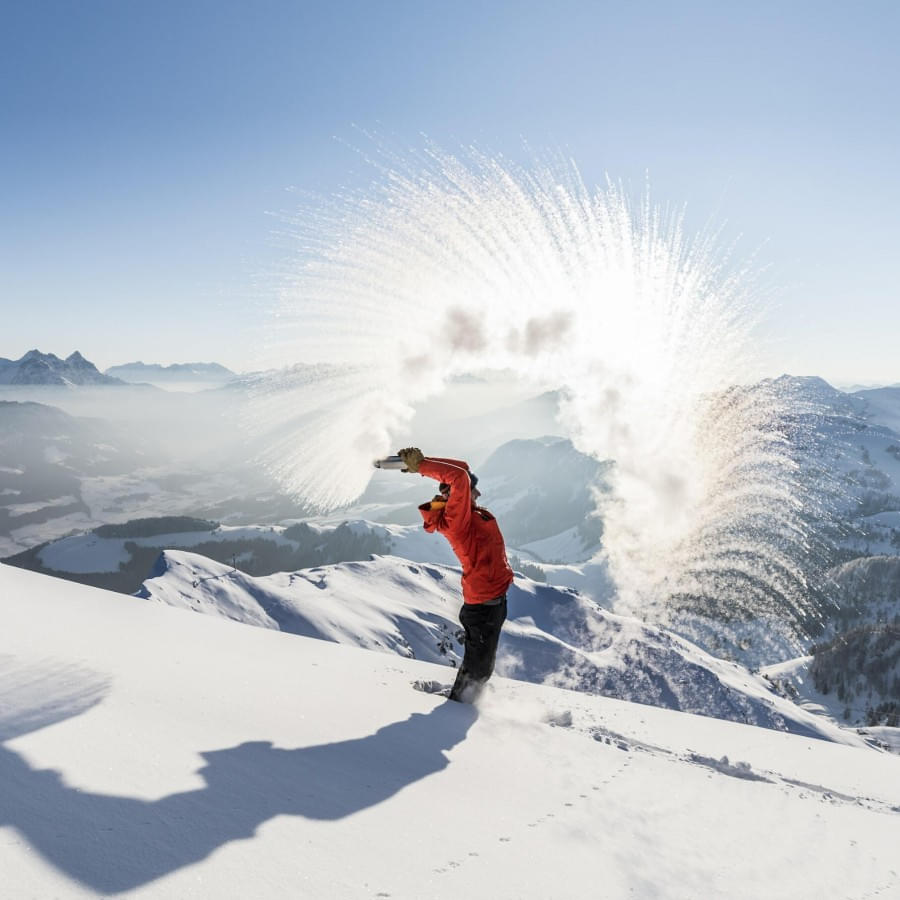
[773,373,838,391]
[0,350,122,386]
[104,361,237,386]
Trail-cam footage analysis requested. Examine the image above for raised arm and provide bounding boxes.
[419,457,473,534]
[397,448,473,535]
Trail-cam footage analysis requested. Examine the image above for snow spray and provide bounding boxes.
[247,144,827,656]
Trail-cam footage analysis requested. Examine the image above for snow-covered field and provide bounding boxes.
[3,561,899,899]
[3,494,81,517]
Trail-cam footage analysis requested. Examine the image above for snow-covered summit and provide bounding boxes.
[0,350,123,386]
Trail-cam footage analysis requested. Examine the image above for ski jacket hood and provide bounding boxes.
[416,457,514,604]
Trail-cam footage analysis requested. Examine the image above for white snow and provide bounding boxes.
[43,445,68,464]
[38,533,133,573]
[5,494,80,517]
[517,525,596,563]
[2,512,97,559]
[761,655,860,720]
[863,726,900,753]
[136,551,870,743]
[1,561,899,899]
[524,556,617,604]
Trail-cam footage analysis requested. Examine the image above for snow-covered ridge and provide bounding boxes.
[137,550,866,744]
[475,435,608,553]
[0,350,123,386]
[104,361,236,391]
[105,360,234,379]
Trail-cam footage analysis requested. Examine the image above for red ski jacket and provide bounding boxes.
[417,457,514,605]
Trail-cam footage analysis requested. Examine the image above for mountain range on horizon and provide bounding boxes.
[0,350,123,387]
[105,360,236,384]
[0,351,241,389]
[3,348,899,393]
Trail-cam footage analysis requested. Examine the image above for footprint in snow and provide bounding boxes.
[544,710,573,728]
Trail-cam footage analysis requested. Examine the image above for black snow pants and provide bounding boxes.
[449,594,507,703]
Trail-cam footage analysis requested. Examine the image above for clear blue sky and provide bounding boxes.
[2,1,898,384]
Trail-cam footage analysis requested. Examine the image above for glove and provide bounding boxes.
[397,447,424,473]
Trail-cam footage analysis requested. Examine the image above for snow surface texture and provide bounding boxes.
[2,561,899,899]
[137,550,867,744]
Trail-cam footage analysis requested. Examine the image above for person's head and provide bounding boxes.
[437,473,480,504]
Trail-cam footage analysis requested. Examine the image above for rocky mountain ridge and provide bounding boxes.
[0,350,123,386]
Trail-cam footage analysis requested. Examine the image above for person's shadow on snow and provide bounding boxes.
[0,661,477,894]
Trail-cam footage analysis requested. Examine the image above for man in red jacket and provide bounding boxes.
[398,447,514,703]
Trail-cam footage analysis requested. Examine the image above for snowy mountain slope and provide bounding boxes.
[404,384,564,467]
[346,434,607,553]
[826,554,900,632]
[105,361,235,379]
[762,639,900,734]
[750,557,900,728]
[2,562,899,899]
[135,550,867,742]
[779,376,900,531]
[761,655,850,720]
[474,436,608,550]
[516,525,600,564]
[853,385,900,433]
